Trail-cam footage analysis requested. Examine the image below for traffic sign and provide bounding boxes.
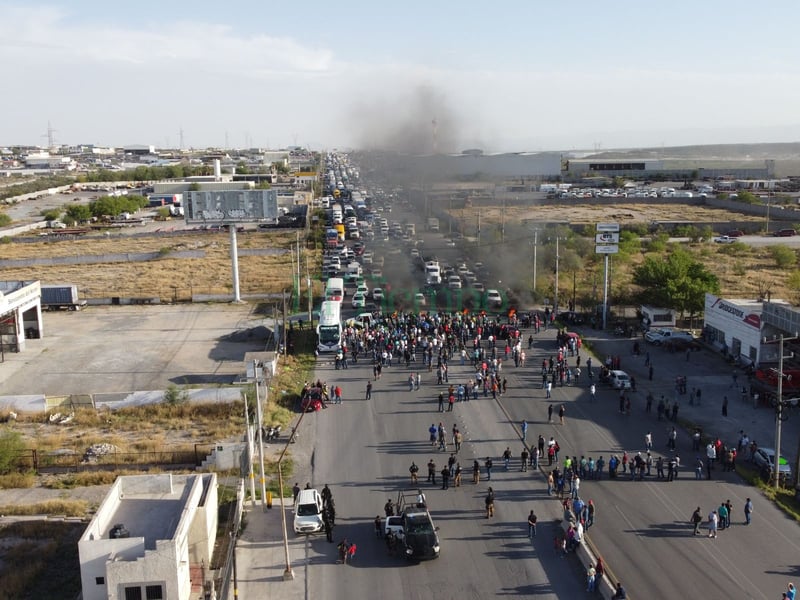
[595,245,619,254]
[595,233,620,244]
[596,223,620,232]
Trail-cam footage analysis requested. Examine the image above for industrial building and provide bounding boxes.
[79,473,218,600]
[0,280,43,353]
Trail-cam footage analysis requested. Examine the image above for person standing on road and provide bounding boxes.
[645,431,652,451]
[590,383,596,401]
[708,510,718,538]
[441,466,450,490]
[744,497,753,525]
[521,419,528,442]
[427,459,437,485]
[292,482,301,502]
[438,392,444,413]
[485,457,494,480]
[409,461,419,483]
[429,423,437,446]
[528,510,538,537]
[722,395,729,417]
[612,582,627,599]
[503,447,512,470]
[472,459,480,484]
[546,381,552,399]
[485,487,495,518]
[521,447,529,471]
[548,403,554,422]
[691,507,703,535]
[559,404,566,425]
[454,463,462,486]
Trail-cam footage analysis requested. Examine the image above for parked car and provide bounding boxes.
[775,229,797,237]
[752,447,793,481]
[300,387,325,412]
[293,488,324,534]
[645,328,695,345]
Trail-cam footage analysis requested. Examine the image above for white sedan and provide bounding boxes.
[372,288,384,302]
[714,235,736,244]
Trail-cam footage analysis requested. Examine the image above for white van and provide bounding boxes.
[293,488,324,534]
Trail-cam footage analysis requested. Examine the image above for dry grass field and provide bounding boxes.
[0,229,324,301]
[454,202,799,303]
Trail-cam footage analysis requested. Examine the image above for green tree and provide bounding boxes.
[41,208,61,221]
[65,204,92,224]
[0,430,25,475]
[0,213,11,227]
[633,247,720,317]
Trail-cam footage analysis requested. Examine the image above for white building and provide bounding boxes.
[79,473,218,600]
[0,280,43,352]
[703,294,791,366]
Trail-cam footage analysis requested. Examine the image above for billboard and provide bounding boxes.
[185,190,278,222]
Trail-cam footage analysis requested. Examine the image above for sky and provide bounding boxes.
[3,1,800,153]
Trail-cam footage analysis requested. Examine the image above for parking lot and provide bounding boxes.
[0,303,267,408]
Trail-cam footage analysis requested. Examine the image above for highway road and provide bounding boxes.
[233,193,800,600]
[278,353,588,598]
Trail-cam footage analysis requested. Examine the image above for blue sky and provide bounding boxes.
[3,1,800,152]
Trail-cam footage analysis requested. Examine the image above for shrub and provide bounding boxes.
[769,245,797,269]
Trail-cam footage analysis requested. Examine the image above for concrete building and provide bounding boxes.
[79,473,218,600]
[703,294,792,366]
[563,157,774,180]
[0,280,43,352]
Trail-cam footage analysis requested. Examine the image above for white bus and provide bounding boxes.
[324,277,345,303]
[317,301,342,353]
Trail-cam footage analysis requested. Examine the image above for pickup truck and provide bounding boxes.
[383,491,440,560]
[644,328,695,346]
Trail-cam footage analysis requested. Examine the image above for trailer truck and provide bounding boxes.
[40,284,87,311]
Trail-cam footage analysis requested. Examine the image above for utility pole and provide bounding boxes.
[242,392,256,507]
[532,229,538,293]
[253,360,267,508]
[554,237,560,314]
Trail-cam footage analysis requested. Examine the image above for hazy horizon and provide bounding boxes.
[3,1,800,153]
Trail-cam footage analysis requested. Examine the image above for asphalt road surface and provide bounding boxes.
[241,352,588,599]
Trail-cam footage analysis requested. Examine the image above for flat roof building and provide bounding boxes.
[79,473,218,600]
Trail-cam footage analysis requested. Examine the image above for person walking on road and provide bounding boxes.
[521,419,528,441]
[645,431,652,451]
[590,383,596,401]
[559,404,566,425]
[744,498,753,525]
[485,457,493,480]
[547,403,554,422]
[441,466,450,490]
[521,447,529,471]
[722,395,729,417]
[438,393,444,413]
[366,381,372,400]
[503,447,512,470]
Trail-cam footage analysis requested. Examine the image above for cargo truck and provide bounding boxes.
[427,217,439,232]
[40,284,87,311]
